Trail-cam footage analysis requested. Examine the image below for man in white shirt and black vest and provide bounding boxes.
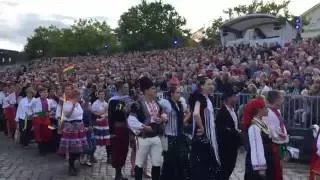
[128,76,166,180]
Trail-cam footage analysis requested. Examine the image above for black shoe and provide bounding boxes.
[68,167,77,176]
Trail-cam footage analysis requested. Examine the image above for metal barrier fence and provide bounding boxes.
[157,92,320,130]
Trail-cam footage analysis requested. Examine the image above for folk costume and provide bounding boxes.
[159,98,190,180]
[58,100,88,175]
[244,98,274,180]
[0,89,5,132]
[265,107,289,180]
[32,97,53,155]
[91,99,110,146]
[15,96,34,147]
[310,127,320,180]
[108,94,133,179]
[127,77,164,180]
[3,91,17,138]
[215,90,242,180]
[189,92,220,180]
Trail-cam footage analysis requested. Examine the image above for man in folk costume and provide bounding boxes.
[32,87,53,155]
[108,80,133,180]
[15,87,35,148]
[215,88,242,180]
[310,125,320,180]
[265,90,289,180]
[127,76,166,180]
[3,83,17,138]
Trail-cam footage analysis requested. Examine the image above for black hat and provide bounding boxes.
[139,76,154,92]
[222,85,237,100]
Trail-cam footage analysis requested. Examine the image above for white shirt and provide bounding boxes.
[248,124,267,170]
[63,101,83,121]
[225,104,239,130]
[15,97,34,121]
[91,99,108,114]
[317,133,320,157]
[265,108,289,144]
[31,98,52,113]
[0,91,5,106]
[3,92,16,108]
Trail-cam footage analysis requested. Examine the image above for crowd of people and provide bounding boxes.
[0,37,320,180]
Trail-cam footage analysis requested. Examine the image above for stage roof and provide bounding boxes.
[220,14,281,32]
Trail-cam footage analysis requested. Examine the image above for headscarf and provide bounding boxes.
[242,97,266,131]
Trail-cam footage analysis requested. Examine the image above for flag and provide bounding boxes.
[63,64,74,73]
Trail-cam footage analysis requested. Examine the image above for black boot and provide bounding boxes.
[134,166,143,180]
[152,166,161,180]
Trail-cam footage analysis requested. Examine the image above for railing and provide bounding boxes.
[158,92,320,130]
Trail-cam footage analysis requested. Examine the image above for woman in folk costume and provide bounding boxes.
[31,87,53,155]
[159,78,191,180]
[58,90,88,176]
[47,87,60,152]
[91,90,111,161]
[127,76,166,180]
[3,83,17,138]
[243,97,273,180]
[15,87,34,148]
[188,75,220,180]
[310,125,320,180]
[80,98,96,167]
[265,90,289,180]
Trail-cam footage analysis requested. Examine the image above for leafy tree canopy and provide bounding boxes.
[116,0,188,51]
[24,18,117,60]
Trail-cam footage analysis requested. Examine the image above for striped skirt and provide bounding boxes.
[58,120,88,154]
[94,119,110,146]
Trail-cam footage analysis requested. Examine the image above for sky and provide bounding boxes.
[0,0,318,51]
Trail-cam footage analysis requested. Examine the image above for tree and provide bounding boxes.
[117,0,188,51]
[24,18,117,60]
[201,17,223,46]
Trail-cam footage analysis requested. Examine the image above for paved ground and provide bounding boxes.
[0,134,310,180]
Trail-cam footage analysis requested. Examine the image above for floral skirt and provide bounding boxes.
[58,120,88,154]
[94,119,110,146]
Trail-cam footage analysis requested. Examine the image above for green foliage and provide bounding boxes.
[116,0,188,51]
[24,18,117,60]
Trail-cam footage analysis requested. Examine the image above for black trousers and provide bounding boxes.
[19,120,33,146]
[219,148,238,180]
[161,136,190,180]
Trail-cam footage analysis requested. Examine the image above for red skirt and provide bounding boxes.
[111,125,129,168]
[310,155,320,180]
[271,143,283,180]
[94,119,110,146]
[4,107,16,135]
[32,116,52,143]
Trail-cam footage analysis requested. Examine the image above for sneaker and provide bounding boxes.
[85,161,92,167]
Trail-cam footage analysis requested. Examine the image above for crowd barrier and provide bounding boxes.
[157,92,320,130]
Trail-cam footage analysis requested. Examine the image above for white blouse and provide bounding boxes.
[31,98,52,113]
[15,97,34,121]
[63,101,83,121]
[91,99,108,114]
[265,108,289,144]
[248,124,267,170]
[317,133,320,157]
[3,92,16,108]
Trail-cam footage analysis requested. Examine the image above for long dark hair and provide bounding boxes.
[189,75,208,111]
